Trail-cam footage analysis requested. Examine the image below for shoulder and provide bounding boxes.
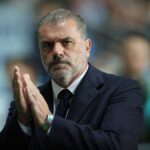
[89,64,142,93]
[102,71,140,88]
[101,71,143,106]
[90,63,140,86]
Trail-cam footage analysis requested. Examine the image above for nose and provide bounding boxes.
[53,42,64,56]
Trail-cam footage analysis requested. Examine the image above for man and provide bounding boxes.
[119,32,150,142]
[0,8,143,150]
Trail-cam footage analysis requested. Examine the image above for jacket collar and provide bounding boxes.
[67,63,104,121]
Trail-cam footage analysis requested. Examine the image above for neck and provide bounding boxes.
[69,64,88,86]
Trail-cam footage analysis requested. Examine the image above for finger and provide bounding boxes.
[23,74,40,97]
[25,85,49,126]
[25,84,37,106]
[22,75,51,126]
[12,66,18,88]
[23,75,44,108]
[13,66,20,100]
[23,74,49,111]
[13,66,20,83]
[13,66,25,105]
[22,74,34,101]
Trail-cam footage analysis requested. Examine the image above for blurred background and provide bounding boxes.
[0,0,150,149]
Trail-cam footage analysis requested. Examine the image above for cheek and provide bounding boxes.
[40,51,52,63]
[40,53,47,64]
[66,43,88,65]
[72,50,87,65]
[41,54,51,67]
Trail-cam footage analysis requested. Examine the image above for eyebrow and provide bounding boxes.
[62,37,73,41]
[43,37,74,42]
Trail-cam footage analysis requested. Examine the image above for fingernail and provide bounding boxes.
[14,65,19,71]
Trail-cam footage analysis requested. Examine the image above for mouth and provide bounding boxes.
[48,61,70,71]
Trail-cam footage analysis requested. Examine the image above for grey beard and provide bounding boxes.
[51,70,73,88]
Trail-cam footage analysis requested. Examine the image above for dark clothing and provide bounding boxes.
[0,64,143,150]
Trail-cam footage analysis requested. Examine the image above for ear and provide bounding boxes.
[85,38,92,58]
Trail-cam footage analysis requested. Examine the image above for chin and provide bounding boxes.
[51,70,72,85]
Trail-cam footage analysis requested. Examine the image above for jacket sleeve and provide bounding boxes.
[0,101,30,150]
[46,79,143,150]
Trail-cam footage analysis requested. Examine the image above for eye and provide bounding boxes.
[40,41,54,51]
[62,40,74,48]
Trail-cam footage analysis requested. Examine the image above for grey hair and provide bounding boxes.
[37,8,88,40]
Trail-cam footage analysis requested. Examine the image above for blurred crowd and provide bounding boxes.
[1,0,150,146]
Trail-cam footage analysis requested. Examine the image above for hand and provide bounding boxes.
[13,66,31,125]
[23,74,51,128]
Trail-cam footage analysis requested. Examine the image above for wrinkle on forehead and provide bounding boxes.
[38,19,82,41]
[38,19,77,33]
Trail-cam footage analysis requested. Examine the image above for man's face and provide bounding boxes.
[123,37,150,74]
[38,19,91,87]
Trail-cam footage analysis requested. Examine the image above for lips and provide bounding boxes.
[48,61,68,71]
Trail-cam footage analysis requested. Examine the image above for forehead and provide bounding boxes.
[38,19,82,40]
